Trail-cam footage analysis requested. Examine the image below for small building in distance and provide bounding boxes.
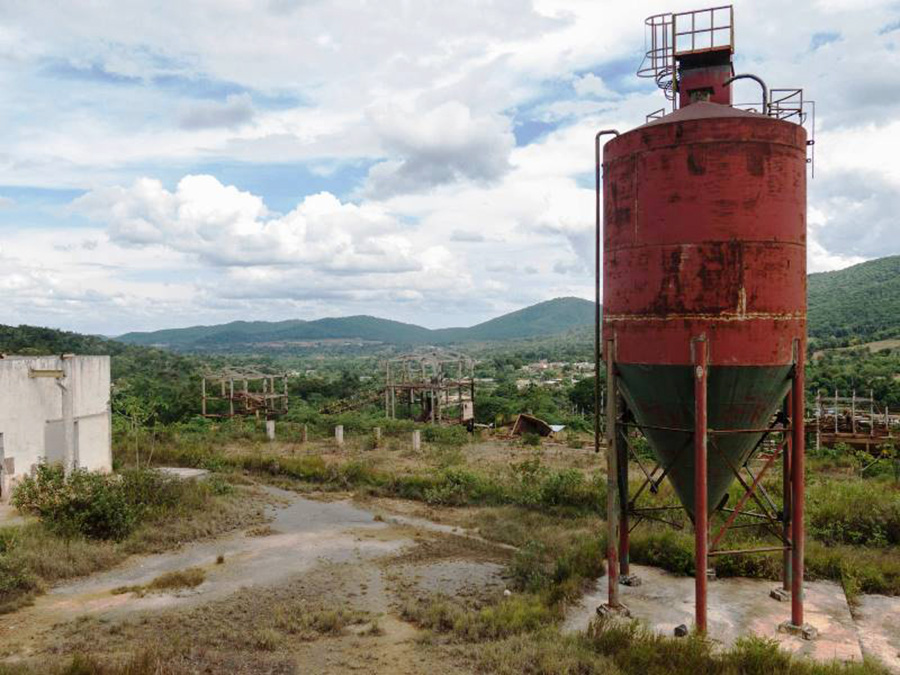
[0,355,112,500]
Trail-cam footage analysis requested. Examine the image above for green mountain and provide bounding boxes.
[116,297,595,351]
[435,297,596,343]
[63,254,900,354]
[807,255,900,347]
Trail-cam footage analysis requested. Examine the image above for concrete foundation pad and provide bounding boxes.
[854,594,900,673]
[565,564,864,665]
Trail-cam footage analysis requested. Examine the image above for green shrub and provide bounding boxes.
[522,432,542,447]
[807,480,900,546]
[423,425,469,447]
[540,469,589,507]
[629,529,694,576]
[12,465,229,544]
[510,541,551,592]
[424,468,493,506]
[13,465,137,541]
[0,554,39,610]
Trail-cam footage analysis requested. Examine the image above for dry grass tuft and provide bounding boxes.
[112,567,206,597]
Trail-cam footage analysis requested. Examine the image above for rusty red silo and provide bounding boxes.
[603,103,807,517]
[596,6,815,637]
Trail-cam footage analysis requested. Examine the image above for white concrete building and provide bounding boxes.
[0,355,112,500]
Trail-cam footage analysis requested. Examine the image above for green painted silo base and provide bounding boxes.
[616,364,792,519]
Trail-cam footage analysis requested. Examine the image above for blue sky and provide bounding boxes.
[1,0,899,335]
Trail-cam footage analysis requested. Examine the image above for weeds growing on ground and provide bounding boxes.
[401,593,554,642]
[112,567,206,597]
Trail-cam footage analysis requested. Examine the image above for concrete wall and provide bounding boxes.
[0,355,111,498]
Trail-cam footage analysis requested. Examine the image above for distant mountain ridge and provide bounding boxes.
[116,297,596,351]
[113,255,900,352]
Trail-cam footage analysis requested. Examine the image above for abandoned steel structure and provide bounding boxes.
[384,350,475,424]
[810,390,898,452]
[201,367,289,419]
[596,5,816,637]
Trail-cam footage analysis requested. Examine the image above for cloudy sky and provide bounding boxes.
[1,0,897,335]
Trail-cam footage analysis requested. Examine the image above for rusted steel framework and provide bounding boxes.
[810,389,898,452]
[638,6,734,110]
[319,389,384,416]
[597,5,814,636]
[384,350,475,425]
[201,367,288,419]
[636,5,816,175]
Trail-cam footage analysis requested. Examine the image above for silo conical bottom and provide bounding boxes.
[616,364,792,519]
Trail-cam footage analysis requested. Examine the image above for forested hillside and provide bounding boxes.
[116,297,595,351]
[808,255,900,348]
[435,297,594,342]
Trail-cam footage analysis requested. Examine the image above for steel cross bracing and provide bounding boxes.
[613,406,794,558]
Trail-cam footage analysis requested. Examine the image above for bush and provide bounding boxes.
[12,465,228,543]
[509,533,606,604]
[807,480,900,546]
[13,465,137,541]
[629,529,694,576]
[540,469,589,507]
[522,432,542,447]
[424,468,497,506]
[0,554,39,610]
[423,425,469,447]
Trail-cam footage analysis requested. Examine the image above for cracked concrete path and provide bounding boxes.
[0,488,405,638]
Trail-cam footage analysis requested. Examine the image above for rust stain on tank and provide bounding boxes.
[687,149,707,175]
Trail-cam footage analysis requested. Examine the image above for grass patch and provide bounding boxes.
[475,618,890,675]
[50,574,371,660]
[0,650,182,675]
[245,524,279,537]
[401,593,555,642]
[0,523,124,613]
[807,479,900,546]
[112,567,206,597]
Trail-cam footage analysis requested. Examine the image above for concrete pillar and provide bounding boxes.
[266,420,276,441]
[412,430,421,452]
[335,425,344,447]
[302,424,308,443]
[60,356,76,473]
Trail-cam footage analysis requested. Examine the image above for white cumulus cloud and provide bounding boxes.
[363,100,515,198]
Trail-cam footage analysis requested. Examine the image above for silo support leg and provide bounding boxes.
[771,393,793,603]
[693,336,709,634]
[597,347,629,618]
[779,350,818,640]
[617,410,640,586]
